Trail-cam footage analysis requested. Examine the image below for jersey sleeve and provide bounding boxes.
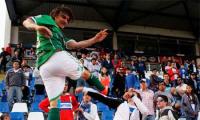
[30,15,56,26]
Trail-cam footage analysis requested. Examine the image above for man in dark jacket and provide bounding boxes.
[5,60,25,108]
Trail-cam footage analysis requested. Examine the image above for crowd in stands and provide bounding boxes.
[0,43,200,120]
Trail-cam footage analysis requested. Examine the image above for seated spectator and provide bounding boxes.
[179,64,188,80]
[188,60,197,74]
[181,84,199,119]
[75,92,100,120]
[113,90,149,120]
[11,51,22,62]
[154,81,173,104]
[176,77,187,96]
[101,53,113,75]
[87,58,101,78]
[163,73,172,93]
[149,69,161,92]
[165,61,171,73]
[155,95,178,120]
[0,113,10,120]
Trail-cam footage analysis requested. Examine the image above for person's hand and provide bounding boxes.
[35,25,53,38]
[75,87,84,94]
[75,108,83,113]
[94,29,108,42]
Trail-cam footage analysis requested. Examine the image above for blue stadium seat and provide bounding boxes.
[34,95,45,102]
[101,110,114,120]
[0,102,9,112]
[96,102,109,112]
[29,77,35,91]
[10,112,25,120]
[30,102,42,112]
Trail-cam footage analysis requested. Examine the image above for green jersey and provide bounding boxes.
[31,15,74,68]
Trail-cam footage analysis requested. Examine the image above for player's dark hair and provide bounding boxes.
[50,6,73,22]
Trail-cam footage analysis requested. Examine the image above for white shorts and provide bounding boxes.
[39,51,84,101]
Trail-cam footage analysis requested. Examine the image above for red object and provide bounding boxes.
[5,46,11,55]
[168,68,180,81]
[39,93,79,120]
[99,75,111,95]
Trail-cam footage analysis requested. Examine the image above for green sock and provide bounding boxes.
[87,74,105,91]
[48,108,60,120]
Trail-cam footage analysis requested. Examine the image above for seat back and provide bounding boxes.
[0,102,9,112]
[11,103,28,113]
[101,110,114,120]
[30,102,42,112]
[34,95,45,102]
[10,112,25,120]
[96,102,109,112]
[28,112,44,120]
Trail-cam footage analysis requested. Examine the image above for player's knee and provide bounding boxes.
[50,99,58,108]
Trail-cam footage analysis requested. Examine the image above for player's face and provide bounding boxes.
[55,12,70,29]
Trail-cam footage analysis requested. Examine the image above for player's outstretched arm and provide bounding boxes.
[23,18,52,38]
[66,29,108,49]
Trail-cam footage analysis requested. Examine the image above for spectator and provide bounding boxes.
[101,53,114,74]
[125,68,140,90]
[154,81,173,104]
[0,48,10,73]
[75,92,100,120]
[181,84,199,120]
[14,44,23,58]
[87,58,101,78]
[39,82,79,120]
[5,61,25,108]
[179,64,188,80]
[176,77,187,96]
[163,73,172,93]
[21,65,32,101]
[188,60,197,74]
[11,51,21,62]
[33,68,45,95]
[113,90,148,120]
[81,51,90,68]
[112,67,126,98]
[5,43,12,55]
[187,73,199,96]
[99,66,111,95]
[0,113,10,120]
[149,69,161,92]
[112,54,122,72]
[155,95,178,120]
[137,79,155,120]
[136,57,146,79]
[168,63,179,86]
[165,61,171,73]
